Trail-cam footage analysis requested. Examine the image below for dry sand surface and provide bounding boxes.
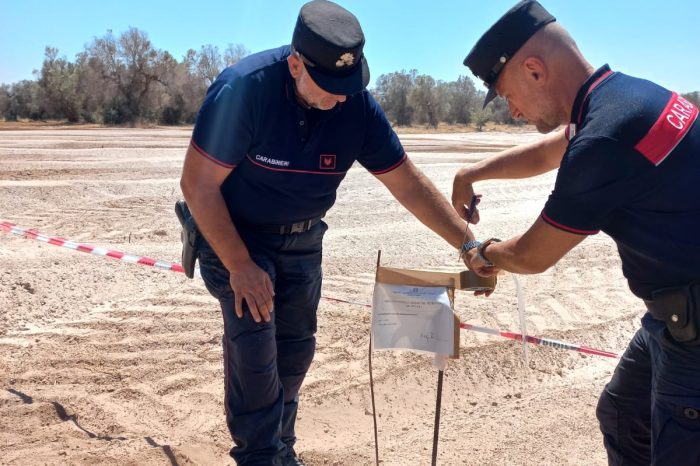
[0,127,644,465]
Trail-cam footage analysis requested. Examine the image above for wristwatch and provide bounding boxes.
[460,240,482,259]
[476,237,501,267]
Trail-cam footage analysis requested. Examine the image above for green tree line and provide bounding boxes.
[1,27,698,128]
[373,70,518,129]
[0,28,248,125]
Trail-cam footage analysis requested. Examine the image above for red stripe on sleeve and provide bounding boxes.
[190,139,237,169]
[540,211,599,236]
[634,93,698,166]
[370,153,408,175]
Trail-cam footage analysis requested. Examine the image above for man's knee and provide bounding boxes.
[278,337,315,369]
[596,386,654,465]
[595,390,619,443]
[596,389,627,465]
[277,336,316,402]
[596,389,617,433]
[225,324,281,409]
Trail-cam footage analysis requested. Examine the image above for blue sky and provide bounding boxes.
[1,0,698,92]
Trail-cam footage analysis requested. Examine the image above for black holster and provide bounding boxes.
[174,200,200,279]
[645,284,700,345]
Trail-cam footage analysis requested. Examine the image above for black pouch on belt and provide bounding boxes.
[647,284,700,345]
[174,200,200,279]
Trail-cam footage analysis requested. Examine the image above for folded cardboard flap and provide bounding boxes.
[375,266,497,291]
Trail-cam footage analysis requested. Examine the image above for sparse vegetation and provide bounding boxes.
[0,28,248,126]
[1,27,696,128]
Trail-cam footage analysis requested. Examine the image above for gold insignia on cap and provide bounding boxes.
[336,52,355,68]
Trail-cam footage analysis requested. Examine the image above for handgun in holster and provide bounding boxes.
[646,284,700,345]
[175,200,200,279]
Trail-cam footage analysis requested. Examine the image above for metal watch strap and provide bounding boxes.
[461,240,481,254]
[477,237,501,267]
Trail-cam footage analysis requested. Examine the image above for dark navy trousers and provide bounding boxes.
[199,221,326,466]
[596,313,700,465]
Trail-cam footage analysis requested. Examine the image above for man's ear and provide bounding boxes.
[522,56,547,86]
[287,54,302,79]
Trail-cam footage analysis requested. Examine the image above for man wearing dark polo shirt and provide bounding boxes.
[452,1,700,464]
[180,1,474,464]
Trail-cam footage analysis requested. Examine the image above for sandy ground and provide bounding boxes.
[0,127,644,465]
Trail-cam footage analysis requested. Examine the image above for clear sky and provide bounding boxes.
[1,0,698,92]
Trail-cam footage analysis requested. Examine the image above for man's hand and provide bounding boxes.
[452,168,481,224]
[464,249,497,276]
[229,259,275,323]
[463,248,499,296]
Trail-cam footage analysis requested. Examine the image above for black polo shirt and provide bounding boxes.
[542,65,700,299]
[191,45,406,226]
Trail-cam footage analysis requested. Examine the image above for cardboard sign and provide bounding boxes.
[371,267,496,358]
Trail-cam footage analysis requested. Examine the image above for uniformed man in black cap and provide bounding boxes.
[180,1,476,464]
[453,1,700,464]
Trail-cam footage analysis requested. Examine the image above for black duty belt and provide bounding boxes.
[240,217,322,235]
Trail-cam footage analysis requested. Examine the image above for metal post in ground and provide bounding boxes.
[431,354,447,466]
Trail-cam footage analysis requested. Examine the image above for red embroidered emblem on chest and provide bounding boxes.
[320,154,336,170]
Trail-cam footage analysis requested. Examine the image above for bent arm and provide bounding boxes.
[180,143,274,322]
[452,128,568,221]
[375,158,472,250]
[460,128,568,182]
[180,143,250,270]
[468,216,586,275]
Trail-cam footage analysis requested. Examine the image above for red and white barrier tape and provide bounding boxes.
[1,219,620,359]
[458,322,619,359]
[1,220,185,274]
[323,297,619,359]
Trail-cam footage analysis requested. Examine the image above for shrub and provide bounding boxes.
[102,98,134,125]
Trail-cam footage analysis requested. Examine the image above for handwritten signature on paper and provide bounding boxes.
[420,332,448,345]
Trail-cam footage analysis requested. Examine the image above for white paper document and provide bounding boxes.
[372,283,456,356]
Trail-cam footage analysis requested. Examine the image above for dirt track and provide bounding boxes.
[0,127,643,465]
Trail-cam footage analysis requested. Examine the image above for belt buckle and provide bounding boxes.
[290,221,305,234]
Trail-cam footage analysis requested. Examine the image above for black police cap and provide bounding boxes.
[463,0,556,108]
[292,0,370,95]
